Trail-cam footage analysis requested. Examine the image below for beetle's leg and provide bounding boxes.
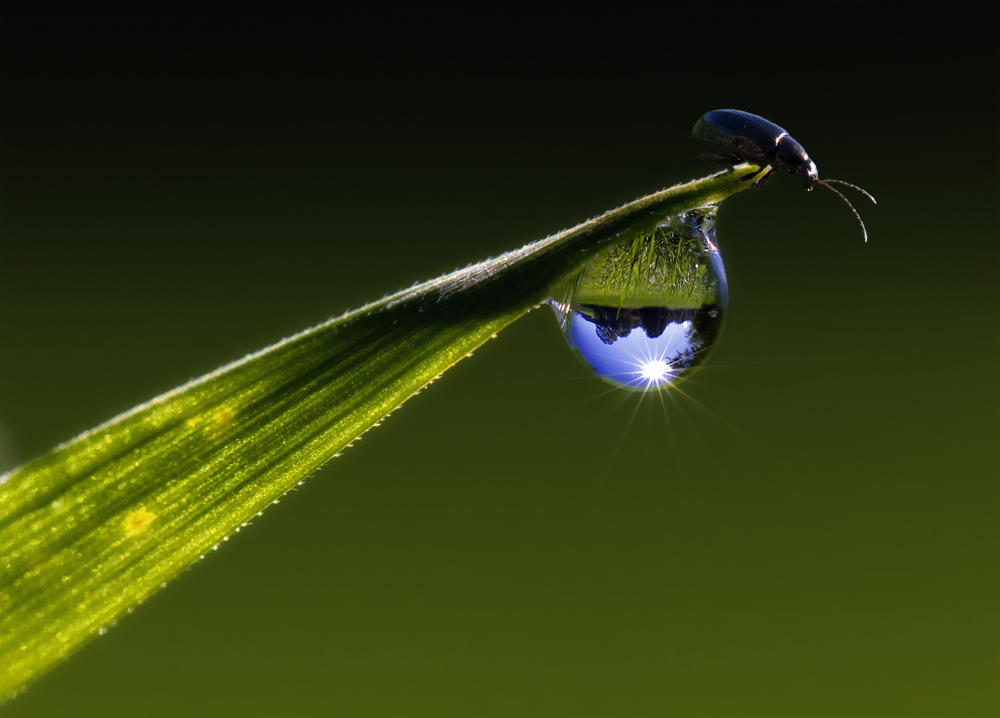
[753,168,775,187]
[696,151,742,166]
[732,170,761,184]
[732,165,772,186]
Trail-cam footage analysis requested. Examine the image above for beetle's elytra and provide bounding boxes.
[693,109,875,241]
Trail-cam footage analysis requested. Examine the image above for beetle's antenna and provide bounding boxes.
[821,178,877,205]
[817,180,871,242]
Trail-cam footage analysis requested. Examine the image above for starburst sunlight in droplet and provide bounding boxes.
[639,358,672,384]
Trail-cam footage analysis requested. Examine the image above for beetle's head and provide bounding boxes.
[798,160,819,190]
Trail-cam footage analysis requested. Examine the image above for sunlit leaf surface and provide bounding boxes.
[0,166,756,697]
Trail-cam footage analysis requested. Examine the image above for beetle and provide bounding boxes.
[693,109,875,241]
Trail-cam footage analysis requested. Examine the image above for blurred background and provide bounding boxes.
[2,2,997,716]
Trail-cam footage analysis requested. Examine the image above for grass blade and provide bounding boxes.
[0,166,757,697]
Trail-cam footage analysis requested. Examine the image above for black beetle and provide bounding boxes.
[693,109,875,241]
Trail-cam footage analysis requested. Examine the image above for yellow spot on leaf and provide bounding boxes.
[207,406,237,436]
[125,507,157,536]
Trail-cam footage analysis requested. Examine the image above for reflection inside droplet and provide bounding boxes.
[551,206,727,391]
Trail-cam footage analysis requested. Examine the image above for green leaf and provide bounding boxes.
[0,165,758,698]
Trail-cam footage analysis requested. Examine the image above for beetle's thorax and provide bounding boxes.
[773,135,817,187]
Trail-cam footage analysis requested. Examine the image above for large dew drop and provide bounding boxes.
[550,206,727,391]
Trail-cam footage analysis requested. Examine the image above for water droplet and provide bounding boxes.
[551,207,727,391]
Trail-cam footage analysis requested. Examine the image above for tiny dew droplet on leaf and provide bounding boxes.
[550,207,727,391]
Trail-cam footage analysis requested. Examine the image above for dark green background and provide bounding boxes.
[2,2,997,716]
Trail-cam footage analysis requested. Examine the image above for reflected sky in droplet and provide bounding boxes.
[567,314,696,390]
